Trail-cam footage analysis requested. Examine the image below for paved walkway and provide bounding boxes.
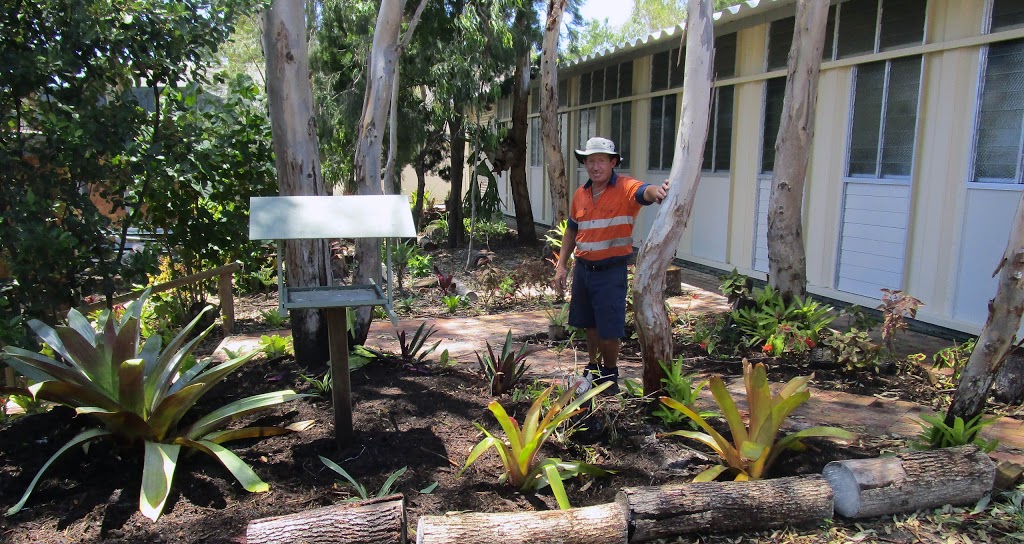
[215,270,1024,466]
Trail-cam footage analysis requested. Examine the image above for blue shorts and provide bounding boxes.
[568,259,628,340]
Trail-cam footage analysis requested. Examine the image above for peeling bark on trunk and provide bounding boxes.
[541,0,569,225]
[508,45,537,244]
[947,193,1024,426]
[353,0,405,345]
[263,1,329,365]
[766,0,829,300]
[633,0,714,396]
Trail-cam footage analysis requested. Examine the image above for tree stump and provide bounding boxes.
[993,351,1024,405]
[665,265,683,297]
[617,475,832,542]
[246,494,406,544]
[822,446,995,519]
[415,502,627,544]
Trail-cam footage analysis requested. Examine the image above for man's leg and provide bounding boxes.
[582,327,620,394]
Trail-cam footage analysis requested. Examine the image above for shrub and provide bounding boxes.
[458,381,611,509]
[651,357,714,427]
[822,328,883,371]
[408,254,434,278]
[477,330,530,396]
[911,413,998,452]
[659,359,853,481]
[1,291,310,520]
[877,289,923,353]
[258,334,293,359]
[731,286,835,358]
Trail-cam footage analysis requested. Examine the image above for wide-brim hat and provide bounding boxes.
[574,137,620,164]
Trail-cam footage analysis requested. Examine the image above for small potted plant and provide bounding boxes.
[544,303,570,341]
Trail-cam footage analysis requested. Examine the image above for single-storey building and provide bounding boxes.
[491,0,1024,336]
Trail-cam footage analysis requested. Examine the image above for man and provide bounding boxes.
[551,137,669,394]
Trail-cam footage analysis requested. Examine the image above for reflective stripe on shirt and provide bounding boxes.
[577,215,635,230]
[576,237,635,252]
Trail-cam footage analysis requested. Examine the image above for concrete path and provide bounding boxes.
[214,273,1024,466]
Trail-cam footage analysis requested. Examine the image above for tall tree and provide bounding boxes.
[766,0,829,300]
[351,0,406,344]
[541,0,569,225]
[505,37,537,244]
[632,0,714,396]
[946,193,1024,428]
[264,0,331,364]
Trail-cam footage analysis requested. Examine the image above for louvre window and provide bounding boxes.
[837,0,878,58]
[530,87,540,114]
[715,34,737,78]
[702,86,734,172]
[836,0,926,58]
[578,61,633,105]
[972,39,1024,183]
[578,107,597,149]
[559,81,568,107]
[760,77,786,174]
[648,95,676,171]
[611,103,632,170]
[847,57,922,178]
[767,17,795,71]
[651,48,684,92]
[992,0,1024,32]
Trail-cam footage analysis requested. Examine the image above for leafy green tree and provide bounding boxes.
[0,0,265,326]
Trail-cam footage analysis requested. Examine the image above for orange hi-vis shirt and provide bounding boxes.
[568,171,653,262]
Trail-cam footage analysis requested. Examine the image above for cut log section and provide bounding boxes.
[415,502,627,544]
[665,265,683,297]
[618,475,832,542]
[246,494,406,544]
[822,446,996,519]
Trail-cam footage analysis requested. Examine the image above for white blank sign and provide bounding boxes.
[249,195,417,240]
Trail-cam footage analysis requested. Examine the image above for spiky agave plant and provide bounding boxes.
[2,291,311,520]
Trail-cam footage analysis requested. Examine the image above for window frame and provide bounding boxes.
[834,0,927,59]
[968,39,1024,185]
[648,94,677,172]
[844,56,924,182]
[703,85,734,174]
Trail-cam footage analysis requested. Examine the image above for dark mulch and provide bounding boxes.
[0,235,1009,543]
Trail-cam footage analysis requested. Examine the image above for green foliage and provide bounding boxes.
[458,382,612,509]
[384,241,419,292]
[544,303,570,327]
[408,254,434,278]
[258,335,293,359]
[299,369,332,397]
[465,218,509,247]
[1,290,310,520]
[260,309,288,328]
[731,286,835,358]
[477,331,530,396]
[660,360,853,481]
[651,357,714,427]
[681,313,725,356]
[877,289,923,352]
[320,456,407,501]
[245,266,278,294]
[718,268,752,303]
[933,339,976,386]
[1,0,272,325]
[396,322,442,366]
[912,413,998,452]
[395,295,416,314]
[822,328,883,371]
[544,220,569,253]
[441,294,465,314]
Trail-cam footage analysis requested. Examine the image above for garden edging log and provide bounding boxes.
[617,475,833,542]
[245,494,406,544]
[415,502,628,544]
[822,446,996,519]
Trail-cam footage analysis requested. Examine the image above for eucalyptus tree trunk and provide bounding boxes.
[352,0,405,345]
[766,0,829,300]
[508,33,537,244]
[946,193,1024,427]
[447,111,467,248]
[263,0,330,365]
[633,0,714,397]
[541,0,569,225]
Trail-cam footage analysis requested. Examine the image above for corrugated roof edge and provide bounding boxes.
[563,0,792,69]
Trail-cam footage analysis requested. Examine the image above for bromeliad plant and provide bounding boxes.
[1,291,311,521]
[396,322,441,366]
[477,330,530,396]
[458,381,611,509]
[659,359,853,482]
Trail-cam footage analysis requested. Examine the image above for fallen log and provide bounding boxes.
[822,446,995,519]
[246,494,406,544]
[618,475,833,542]
[415,502,627,544]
